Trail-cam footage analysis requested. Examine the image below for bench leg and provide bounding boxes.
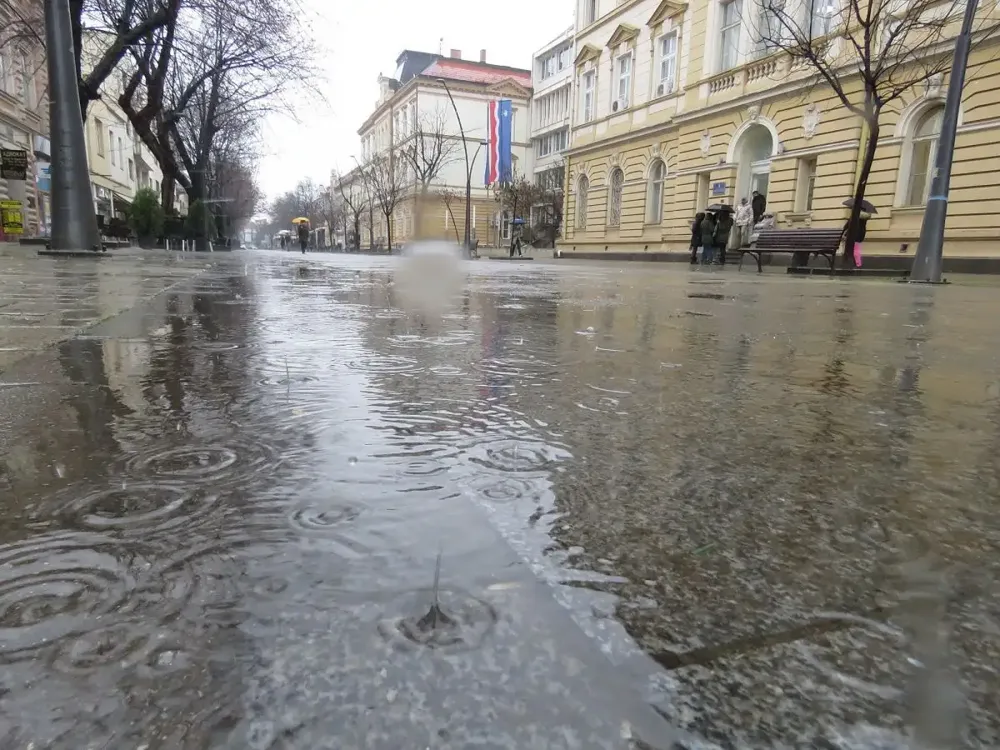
[755,252,763,273]
[738,252,744,271]
[826,253,836,272]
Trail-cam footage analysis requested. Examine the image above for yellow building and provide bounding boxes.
[355,49,532,249]
[561,0,1000,265]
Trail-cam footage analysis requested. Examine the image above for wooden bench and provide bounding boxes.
[739,228,844,273]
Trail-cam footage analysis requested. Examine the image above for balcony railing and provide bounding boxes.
[705,52,789,98]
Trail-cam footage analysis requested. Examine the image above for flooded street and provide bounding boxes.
[2,250,999,749]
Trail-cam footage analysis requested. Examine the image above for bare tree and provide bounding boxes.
[365,152,407,251]
[319,186,344,249]
[750,0,1000,265]
[1,0,173,119]
[400,108,459,191]
[493,167,542,252]
[118,0,314,218]
[335,170,367,250]
[440,189,462,244]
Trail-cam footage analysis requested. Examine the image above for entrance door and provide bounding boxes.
[748,162,770,200]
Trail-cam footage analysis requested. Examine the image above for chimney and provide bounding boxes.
[450,49,462,59]
[479,49,487,63]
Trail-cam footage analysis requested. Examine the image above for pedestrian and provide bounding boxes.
[298,222,309,254]
[734,197,753,248]
[699,212,717,265]
[751,191,767,226]
[848,211,870,267]
[714,209,734,266]
[689,212,705,263]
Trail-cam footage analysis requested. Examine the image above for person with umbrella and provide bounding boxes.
[293,217,310,254]
[699,210,718,265]
[709,203,735,266]
[842,198,876,267]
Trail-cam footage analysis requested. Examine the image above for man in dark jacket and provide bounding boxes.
[751,191,766,226]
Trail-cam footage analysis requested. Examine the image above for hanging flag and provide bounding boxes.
[485,99,513,187]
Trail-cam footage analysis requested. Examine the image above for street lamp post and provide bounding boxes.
[437,79,473,252]
[908,0,980,283]
[44,0,102,253]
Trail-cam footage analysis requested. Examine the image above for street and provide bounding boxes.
[1,247,998,748]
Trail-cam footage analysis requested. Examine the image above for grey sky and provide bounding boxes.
[256,0,573,198]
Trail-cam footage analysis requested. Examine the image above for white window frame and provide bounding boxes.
[719,0,743,71]
[658,33,678,95]
[615,51,632,109]
[577,175,589,229]
[607,168,624,227]
[584,0,598,25]
[903,107,943,207]
[500,210,512,241]
[794,157,817,212]
[95,118,105,156]
[647,160,666,224]
[808,0,836,38]
[755,1,783,58]
[109,129,116,165]
[582,70,596,122]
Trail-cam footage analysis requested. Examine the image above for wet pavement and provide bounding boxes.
[1,248,999,749]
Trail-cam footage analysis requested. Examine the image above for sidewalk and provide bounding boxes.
[0,243,220,374]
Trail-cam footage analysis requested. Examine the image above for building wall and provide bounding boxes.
[0,38,48,238]
[356,70,532,247]
[529,27,575,178]
[560,0,1000,260]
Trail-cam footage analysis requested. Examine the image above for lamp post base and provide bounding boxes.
[39,246,108,258]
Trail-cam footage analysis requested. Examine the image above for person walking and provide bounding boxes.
[734,198,753,249]
[714,209,734,266]
[847,211,870,267]
[689,212,705,264]
[297,222,309,254]
[699,212,717,266]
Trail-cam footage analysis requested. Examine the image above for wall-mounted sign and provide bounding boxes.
[1,200,24,235]
[1,149,28,180]
[711,181,727,196]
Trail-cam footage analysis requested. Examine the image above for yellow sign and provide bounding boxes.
[1,200,24,235]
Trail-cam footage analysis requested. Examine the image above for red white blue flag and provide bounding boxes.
[485,99,513,187]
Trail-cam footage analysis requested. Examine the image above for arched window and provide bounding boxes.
[647,159,666,224]
[906,107,944,206]
[577,175,589,229]
[607,168,624,227]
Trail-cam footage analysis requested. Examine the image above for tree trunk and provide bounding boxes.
[385,212,393,254]
[162,179,175,215]
[843,117,880,268]
[367,206,374,248]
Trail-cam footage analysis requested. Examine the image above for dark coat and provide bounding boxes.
[297,225,309,242]
[699,217,717,248]
[751,193,766,222]
[690,219,701,249]
[714,214,734,246]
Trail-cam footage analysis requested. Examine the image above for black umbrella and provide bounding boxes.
[706,203,735,213]
[842,197,877,214]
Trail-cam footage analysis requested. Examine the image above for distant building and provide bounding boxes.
[0,4,50,238]
[356,48,532,248]
[529,27,573,193]
[527,27,574,243]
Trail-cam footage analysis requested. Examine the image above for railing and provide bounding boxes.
[705,53,787,98]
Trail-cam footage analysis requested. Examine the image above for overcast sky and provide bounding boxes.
[256,0,573,200]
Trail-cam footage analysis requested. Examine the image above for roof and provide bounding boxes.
[420,58,531,87]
